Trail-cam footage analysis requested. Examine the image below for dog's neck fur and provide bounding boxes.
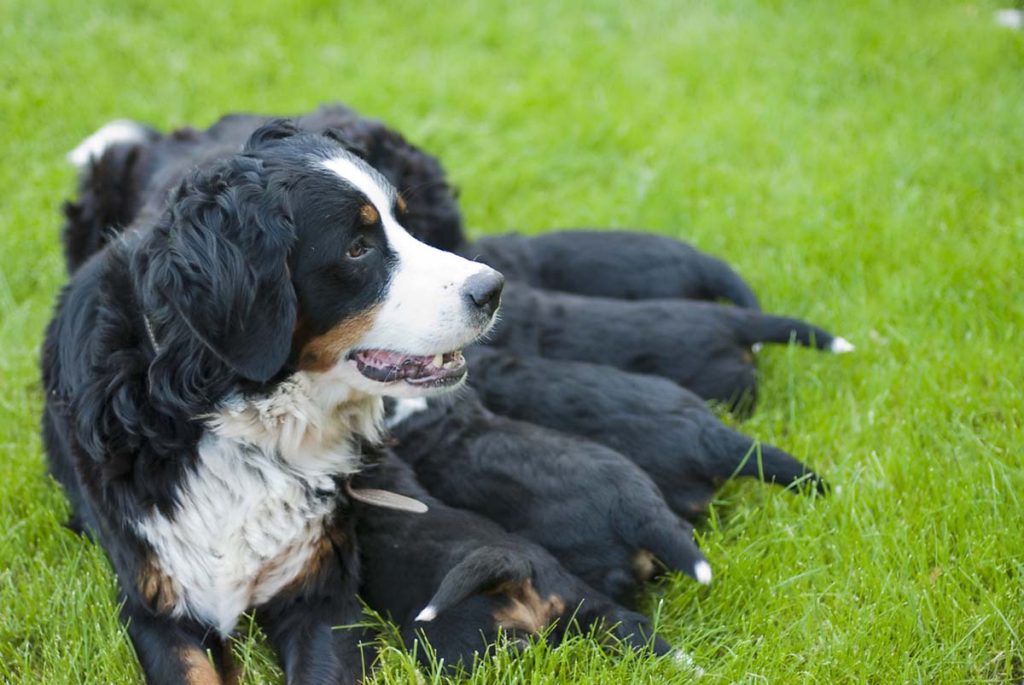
[208,371,384,477]
[135,371,383,635]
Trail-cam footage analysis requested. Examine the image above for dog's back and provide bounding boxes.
[61,104,464,273]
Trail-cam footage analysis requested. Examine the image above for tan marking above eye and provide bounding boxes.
[395,194,407,214]
[359,204,379,225]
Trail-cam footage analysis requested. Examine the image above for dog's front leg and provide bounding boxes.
[257,525,367,685]
[121,595,234,685]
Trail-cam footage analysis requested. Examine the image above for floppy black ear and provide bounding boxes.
[244,118,301,151]
[140,154,297,383]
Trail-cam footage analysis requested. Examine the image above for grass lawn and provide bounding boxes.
[2,0,1023,682]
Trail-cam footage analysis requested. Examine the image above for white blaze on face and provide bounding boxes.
[318,155,498,396]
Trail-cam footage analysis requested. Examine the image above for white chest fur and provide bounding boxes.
[134,373,381,636]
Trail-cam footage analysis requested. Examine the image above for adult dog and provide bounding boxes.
[43,119,502,684]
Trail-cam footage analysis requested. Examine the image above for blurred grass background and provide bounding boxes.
[1,0,1022,682]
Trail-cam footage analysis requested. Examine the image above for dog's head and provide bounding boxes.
[138,120,501,407]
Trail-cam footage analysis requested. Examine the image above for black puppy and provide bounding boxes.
[46,120,501,685]
[354,453,675,670]
[466,347,825,520]
[485,282,853,412]
[461,229,760,308]
[386,390,710,607]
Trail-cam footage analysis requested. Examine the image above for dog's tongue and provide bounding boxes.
[351,349,466,384]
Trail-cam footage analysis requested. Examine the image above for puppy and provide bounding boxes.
[466,348,825,520]
[460,229,760,308]
[63,103,464,273]
[386,390,710,606]
[44,120,503,685]
[485,282,853,413]
[354,452,674,670]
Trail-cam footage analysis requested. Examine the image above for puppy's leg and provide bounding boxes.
[631,517,712,587]
[256,530,366,685]
[413,546,534,622]
[121,597,233,685]
[734,310,853,353]
[704,426,827,494]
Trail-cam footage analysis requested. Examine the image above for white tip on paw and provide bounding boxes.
[995,9,1023,30]
[751,342,764,354]
[671,650,705,676]
[67,119,150,168]
[414,605,437,622]
[694,560,713,585]
[830,337,855,354]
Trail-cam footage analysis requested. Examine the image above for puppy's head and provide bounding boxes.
[140,120,501,404]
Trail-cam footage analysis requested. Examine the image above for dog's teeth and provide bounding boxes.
[432,354,443,367]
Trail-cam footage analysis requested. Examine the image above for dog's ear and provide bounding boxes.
[141,154,297,383]
[320,127,369,159]
[244,118,301,151]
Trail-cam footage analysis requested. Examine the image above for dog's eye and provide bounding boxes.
[347,237,371,259]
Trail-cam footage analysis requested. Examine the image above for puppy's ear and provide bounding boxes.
[141,155,297,383]
[320,127,369,158]
[244,118,301,151]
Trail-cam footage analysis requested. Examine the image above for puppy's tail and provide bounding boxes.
[62,120,159,273]
[698,253,761,310]
[736,311,854,354]
[413,546,533,623]
[705,426,827,494]
[634,520,712,586]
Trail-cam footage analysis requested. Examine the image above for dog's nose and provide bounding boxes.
[463,269,504,317]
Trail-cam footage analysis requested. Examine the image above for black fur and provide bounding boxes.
[43,122,408,684]
[387,390,708,606]
[485,282,842,414]
[466,348,826,519]
[461,230,760,308]
[62,104,463,273]
[354,453,673,669]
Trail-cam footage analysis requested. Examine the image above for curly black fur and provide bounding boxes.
[61,104,464,273]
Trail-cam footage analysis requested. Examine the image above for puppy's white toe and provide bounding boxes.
[830,337,855,354]
[414,605,437,622]
[694,560,713,585]
[67,119,151,168]
[671,649,705,676]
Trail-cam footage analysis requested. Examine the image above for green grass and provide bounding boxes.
[2,0,1022,682]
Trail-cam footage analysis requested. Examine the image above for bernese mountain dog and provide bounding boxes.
[44,119,503,684]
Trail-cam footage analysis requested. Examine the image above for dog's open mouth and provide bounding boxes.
[348,349,467,387]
